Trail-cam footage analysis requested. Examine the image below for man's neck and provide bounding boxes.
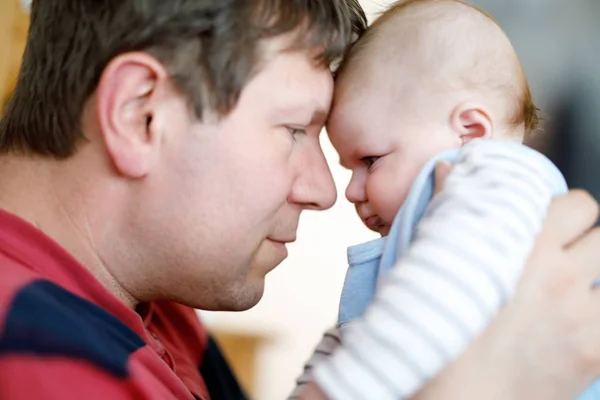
[0,154,139,309]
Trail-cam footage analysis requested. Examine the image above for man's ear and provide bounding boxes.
[450,103,493,145]
[95,52,169,178]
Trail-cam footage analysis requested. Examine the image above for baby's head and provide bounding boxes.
[328,0,538,235]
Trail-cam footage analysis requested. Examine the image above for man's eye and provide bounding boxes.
[361,156,379,168]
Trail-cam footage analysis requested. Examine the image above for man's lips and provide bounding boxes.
[267,237,296,256]
[268,236,296,244]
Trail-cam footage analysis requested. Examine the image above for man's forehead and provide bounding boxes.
[268,68,332,124]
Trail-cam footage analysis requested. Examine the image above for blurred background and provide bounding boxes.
[1,0,598,399]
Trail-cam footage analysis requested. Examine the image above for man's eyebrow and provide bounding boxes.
[272,100,330,126]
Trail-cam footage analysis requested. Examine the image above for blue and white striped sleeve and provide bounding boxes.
[294,141,567,400]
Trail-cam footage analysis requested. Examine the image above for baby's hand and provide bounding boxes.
[433,160,453,196]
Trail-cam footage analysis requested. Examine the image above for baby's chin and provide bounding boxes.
[377,225,391,237]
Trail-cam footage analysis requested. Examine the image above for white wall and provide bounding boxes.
[200,2,392,399]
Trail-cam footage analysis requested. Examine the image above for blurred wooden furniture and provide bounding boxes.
[211,328,270,397]
[0,0,29,112]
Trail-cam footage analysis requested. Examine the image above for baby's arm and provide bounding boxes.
[311,140,567,399]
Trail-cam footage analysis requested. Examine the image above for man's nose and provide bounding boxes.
[289,141,337,210]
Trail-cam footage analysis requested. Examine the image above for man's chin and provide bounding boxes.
[174,277,266,312]
[222,278,266,312]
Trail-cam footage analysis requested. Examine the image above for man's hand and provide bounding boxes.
[413,189,600,400]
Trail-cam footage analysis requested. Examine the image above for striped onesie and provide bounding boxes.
[290,140,600,399]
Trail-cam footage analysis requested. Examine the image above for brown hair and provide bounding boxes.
[0,0,367,158]
[337,0,540,136]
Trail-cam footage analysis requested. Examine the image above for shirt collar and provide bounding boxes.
[0,208,153,341]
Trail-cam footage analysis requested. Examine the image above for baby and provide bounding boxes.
[330,0,537,238]
[330,0,541,325]
[316,1,600,399]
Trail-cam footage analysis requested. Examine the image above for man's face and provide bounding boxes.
[149,39,337,311]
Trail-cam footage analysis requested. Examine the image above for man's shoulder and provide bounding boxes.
[0,278,151,399]
[0,271,145,379]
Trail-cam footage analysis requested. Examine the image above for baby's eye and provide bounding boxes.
[361,156,379,168]
[286,126,307,140]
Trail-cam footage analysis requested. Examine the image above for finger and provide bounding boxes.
[433,161,453,196]
[542,189,599,247]
[564,227,600,283]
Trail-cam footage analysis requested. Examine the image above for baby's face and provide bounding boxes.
[328,79,459,236]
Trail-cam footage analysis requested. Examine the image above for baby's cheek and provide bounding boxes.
[367,173,410,224]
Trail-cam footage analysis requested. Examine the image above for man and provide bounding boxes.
[0,1,599,399]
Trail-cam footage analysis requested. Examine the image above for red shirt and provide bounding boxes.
[0,209,246,399]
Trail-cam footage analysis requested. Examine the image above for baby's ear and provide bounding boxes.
[450,103,493,145]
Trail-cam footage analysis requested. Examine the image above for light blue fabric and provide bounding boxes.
[338,237,386,325]
[338,149,458,326]
[338,149,460,326]
[576,380,600,400]
[337,142,599,399]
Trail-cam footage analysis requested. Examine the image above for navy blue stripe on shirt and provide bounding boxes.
[200,335,248,400]
[0,279,144,378]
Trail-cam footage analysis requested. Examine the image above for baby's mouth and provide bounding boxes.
[363,216,390,237]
